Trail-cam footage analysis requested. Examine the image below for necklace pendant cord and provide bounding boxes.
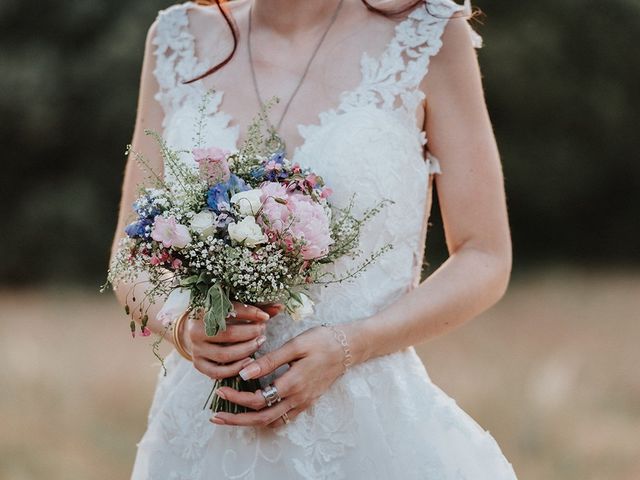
[247,0,346,152]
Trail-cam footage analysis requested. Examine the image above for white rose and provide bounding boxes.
[190,210,216,237]
[227,216,267,247]
[230,189,263,216]
[287,292,314,322]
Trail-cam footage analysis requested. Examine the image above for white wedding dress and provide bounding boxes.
[131,1,518,478]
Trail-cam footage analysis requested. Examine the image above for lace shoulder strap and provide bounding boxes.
[151,2,204,128]
[339,0,482,116]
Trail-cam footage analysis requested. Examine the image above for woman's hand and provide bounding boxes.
[210,322,360,428]
[183,302,283,381]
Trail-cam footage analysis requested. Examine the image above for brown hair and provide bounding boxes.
[184,0,479,84]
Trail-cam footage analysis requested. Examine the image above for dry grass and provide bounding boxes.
[1,266,639,480]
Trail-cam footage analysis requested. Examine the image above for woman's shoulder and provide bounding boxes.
[148,1,244,53]
[152,0,247,30]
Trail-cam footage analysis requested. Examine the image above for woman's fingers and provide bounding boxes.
[260,303,285,318]
[195,334,267,365]
[212,397,298,427]
[215,360,302,410]
[193,356,256,381]
[230,302,271,323]
[238,337,302,381]
[215,388,268,411]
[187,318,264,345]
[206,323,266,344]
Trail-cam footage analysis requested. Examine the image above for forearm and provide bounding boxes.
[112,270,176,346]
[347,244,511,365]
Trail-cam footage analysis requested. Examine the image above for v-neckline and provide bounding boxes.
[181,0,425,161]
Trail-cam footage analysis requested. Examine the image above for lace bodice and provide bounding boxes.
[151,0,482,328]
[133,4,514,480]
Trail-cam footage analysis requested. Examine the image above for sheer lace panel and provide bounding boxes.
[151,0,482,165]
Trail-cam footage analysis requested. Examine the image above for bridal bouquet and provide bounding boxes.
[103,93,393,413]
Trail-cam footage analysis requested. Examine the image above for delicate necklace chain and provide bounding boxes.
[247,0,345,152]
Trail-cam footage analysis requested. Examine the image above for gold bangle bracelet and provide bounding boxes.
[173,310,193,362]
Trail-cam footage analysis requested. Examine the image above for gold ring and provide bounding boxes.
[281,411,290,424]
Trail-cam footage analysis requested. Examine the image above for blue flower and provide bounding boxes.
[269,150,286,165]
[260,149,290,182]
[133,195,161,219]
[125,218,152,238]
[207,174,250,212]
[249,165,265,181]
[228,173,250,193]
[207,184,230,211]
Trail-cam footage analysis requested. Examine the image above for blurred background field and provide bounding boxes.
[1,0,639,478]
[1,266,639,480]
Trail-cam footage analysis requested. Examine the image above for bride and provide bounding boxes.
[110,0,518,478]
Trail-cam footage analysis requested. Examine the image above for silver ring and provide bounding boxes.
[281,411,290,424]
[261,384,281,407]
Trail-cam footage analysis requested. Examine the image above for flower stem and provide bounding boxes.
[204,366,262,413]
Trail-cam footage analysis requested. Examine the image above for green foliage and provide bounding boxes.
[179,273,233,336]
[474,0,640,267]
[203,283,233,337]
[1,0,638,285]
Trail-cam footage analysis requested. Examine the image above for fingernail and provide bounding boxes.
[240,357,255,368]
[210,415,225,425]
[239,362,260,380]
[215,388,227,400]
[256,335,266,347]
[258,311,270,321]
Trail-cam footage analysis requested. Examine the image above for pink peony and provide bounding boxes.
[258,183,333,259]
[193,147,230,184]
[288,194,333,260]
[259,182,291,231]
[304,173,318,188]
[151,215,192,249]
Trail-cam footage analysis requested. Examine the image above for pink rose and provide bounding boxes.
[151,215,192,249]
[193,147,230,184]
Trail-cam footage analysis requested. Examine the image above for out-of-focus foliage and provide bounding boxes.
[0,0,638,285]
[474,0,640,268]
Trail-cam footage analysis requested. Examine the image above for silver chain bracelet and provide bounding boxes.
[320,322,353,373]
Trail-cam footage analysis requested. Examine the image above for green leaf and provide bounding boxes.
[179,275,199,288]
[203,284,233,336]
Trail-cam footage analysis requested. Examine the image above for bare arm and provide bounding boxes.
[351,16,512,362]
[212,16,513,429]
[108,18,277,377]
[108,19,170,341]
